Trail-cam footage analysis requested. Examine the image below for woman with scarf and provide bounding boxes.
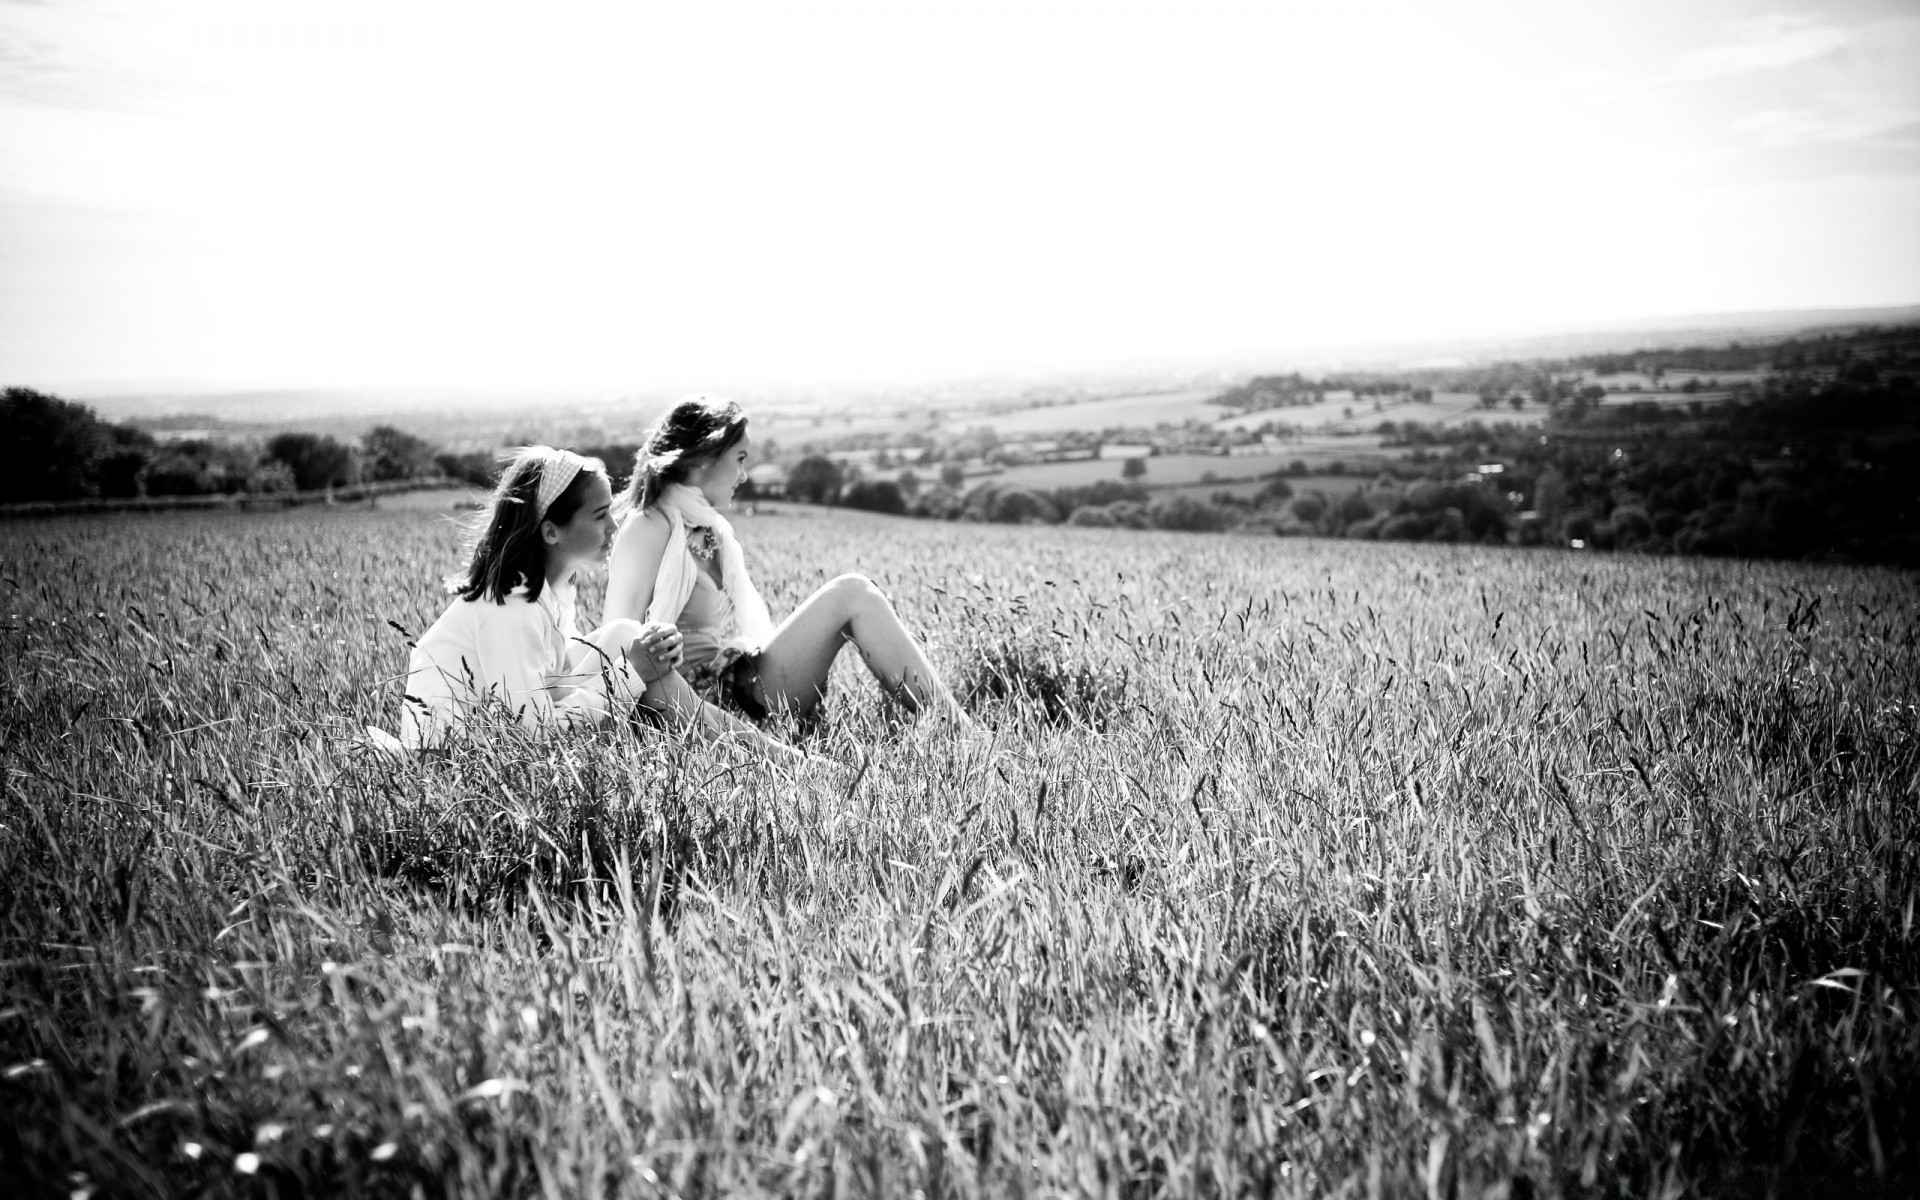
[604,397,971,730]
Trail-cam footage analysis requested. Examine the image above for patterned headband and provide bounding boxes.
[534,449,592,521]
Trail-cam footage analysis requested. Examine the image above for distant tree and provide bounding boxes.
[786,456,844,505]
[1609,503,1654,547]
[1336,489,1375,526]
[911,487,965,520]
[1121,457,1147,480]
[939,463,967,490]
[0,387,113,502]
[141,448,219,497]
[127,439,250,496]
[896,470,920,498]
[1049,480,1148,514]
[1066,505,1116,527]
[1148,495,1228,532]
[1429,508,1468,542]
[1532,467,1568,523]
[435,451,497,488]
[1289,493,1328,524]
[577,444,640,489]
[1255,477,1294,507]
[362,425,439,482]
[996,488,1060,524]
[266,433,357,491]
[949,426,1001,461]
[247,459,297,494]
[841,479,906,515]
[1380,512,1433,540]
[1509,394,1526,411]
[96,426,157,498]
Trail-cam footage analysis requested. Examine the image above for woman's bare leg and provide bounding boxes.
[750,574,968,722]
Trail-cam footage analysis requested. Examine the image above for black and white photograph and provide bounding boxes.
[3,0,1916,1194]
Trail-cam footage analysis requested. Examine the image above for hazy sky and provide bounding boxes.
[3,0,1916,393]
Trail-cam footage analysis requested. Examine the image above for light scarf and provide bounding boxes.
[646,483,776,653]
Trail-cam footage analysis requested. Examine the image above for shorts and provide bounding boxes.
[686,647,769,724]
[711,652,769,723]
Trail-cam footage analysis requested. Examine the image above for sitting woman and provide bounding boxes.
[605,397,971,730]
[399,445,801,761]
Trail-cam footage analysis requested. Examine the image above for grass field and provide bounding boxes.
[3,507,1916,1196]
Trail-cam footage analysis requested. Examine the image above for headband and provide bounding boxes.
[533,448,592,521]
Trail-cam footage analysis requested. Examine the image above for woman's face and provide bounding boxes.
[687,431,752,507]
[544,474,616,580]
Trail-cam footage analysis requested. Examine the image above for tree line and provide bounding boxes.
[0,388,476,504]
[9,322,1914,565]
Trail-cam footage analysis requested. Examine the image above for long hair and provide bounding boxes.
[452,446,607,605]
[617,396,748,516]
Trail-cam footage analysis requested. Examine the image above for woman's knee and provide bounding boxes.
[825,572,887,612]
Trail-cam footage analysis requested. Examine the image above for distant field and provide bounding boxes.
[988,453,1276,492]
[1574,367,1771,391]
[986,437,1399,493]
[758,408,930,440]
[1213,390,1550,432]
[938,387,1225,436]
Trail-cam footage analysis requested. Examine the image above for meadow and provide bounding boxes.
[2,506,1915,1197]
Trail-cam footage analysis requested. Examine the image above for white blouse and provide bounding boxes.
[400,579,644,748]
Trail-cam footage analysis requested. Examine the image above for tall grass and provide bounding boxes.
[2,508,1915,1196]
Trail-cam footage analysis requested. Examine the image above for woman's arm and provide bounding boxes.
[605,509,672,625]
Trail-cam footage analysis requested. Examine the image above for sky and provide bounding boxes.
[2,0,1916,395]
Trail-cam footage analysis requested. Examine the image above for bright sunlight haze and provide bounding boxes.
[2,0,1916,393]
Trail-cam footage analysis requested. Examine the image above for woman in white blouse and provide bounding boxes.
[399,445,803,761]
[604,398,972,730]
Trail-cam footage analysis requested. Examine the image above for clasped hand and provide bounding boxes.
[626,622,685,683]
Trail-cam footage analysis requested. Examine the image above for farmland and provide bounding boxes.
[3,506,1916,1195]
[934,388,1226,437]
[981,439,1400,496]
[1213,392,1550,434]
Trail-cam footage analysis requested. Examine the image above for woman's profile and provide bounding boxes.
[604,397,972,732]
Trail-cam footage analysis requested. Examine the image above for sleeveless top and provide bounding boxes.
[676,563,741,690]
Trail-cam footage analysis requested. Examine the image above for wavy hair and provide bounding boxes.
[451,446,607,605]
[617,396,748,516]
